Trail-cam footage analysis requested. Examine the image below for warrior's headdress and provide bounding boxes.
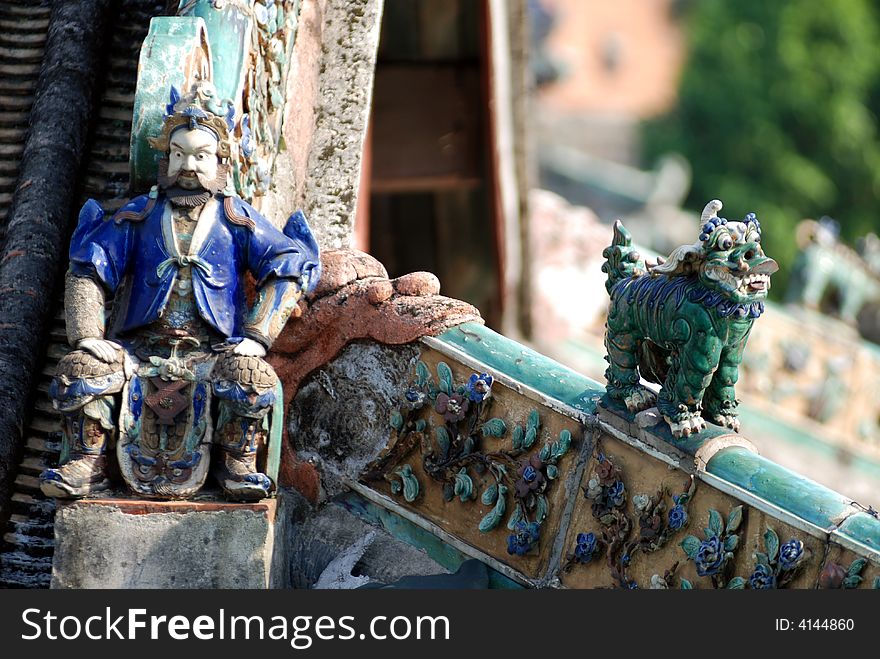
[148,81,236,159]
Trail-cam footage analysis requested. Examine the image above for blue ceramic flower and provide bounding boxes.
[778,539,804,571]
[515,454,546,499]
[467,373,494,403]
[574,532,597,563]
[608,480,625,507]
[507,521,540,556]
[668,504,688,530]
[404,388,426,409]
[748,563,776,589]
[695,535,725,576]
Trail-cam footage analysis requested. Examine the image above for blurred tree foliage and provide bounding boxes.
[644,0,880,294]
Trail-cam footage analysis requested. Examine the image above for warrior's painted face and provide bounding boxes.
[167,127,219,190]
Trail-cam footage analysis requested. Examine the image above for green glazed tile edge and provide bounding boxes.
[706,446,854,530]
[836,513,880,551]
[435,323,604,414]
[180,2,251,103]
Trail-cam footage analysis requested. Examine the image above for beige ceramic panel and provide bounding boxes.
[560,430,841,589]
[358,346,583,580]
[560,431,714,588]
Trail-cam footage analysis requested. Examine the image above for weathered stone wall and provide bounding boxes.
[52,499,278,589]
[265,0,383,247]
[289,342,422,499]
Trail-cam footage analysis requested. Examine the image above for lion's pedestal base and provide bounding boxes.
[51,495,280,588]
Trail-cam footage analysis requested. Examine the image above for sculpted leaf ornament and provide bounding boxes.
[364,361,574,556]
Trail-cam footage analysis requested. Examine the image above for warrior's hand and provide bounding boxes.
[78,338,122,363]
[233,337,267,357]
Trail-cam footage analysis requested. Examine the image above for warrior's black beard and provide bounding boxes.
[157,159,230,207]
[166,188,214,208]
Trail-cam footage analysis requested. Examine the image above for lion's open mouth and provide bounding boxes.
[736,273,770,294]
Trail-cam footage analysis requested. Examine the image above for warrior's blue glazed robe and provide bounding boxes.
[68,193,320,339]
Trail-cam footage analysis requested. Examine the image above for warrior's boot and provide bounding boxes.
[40,412,113,498]
[212,353,277,501]
[214,418,274,501]
[40,350,124,498]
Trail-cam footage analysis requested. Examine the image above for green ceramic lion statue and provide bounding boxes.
[602,200,778,438]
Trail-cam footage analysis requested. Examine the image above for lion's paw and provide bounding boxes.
[665,414,706,438]
[712,414,740,432]
[623,388,657,413]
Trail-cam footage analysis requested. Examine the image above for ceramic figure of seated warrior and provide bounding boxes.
[40,82,320,501]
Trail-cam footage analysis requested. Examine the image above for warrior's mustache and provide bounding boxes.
[157,158,229,196]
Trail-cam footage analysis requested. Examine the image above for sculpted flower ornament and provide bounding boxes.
[567,447,696,587]
[507,521,541,556]
[514,454,546,499]
[778,539,804,571]
[632,494,651,514]
[819,562,847,589]
[650,574,669,589]
[435,392,469,423]
[466,373,493,403]
[607,480,626,508]
[695,535,726,577]
[574,532,599,564]
[739,529,809,589]
[680,506,742,588]
[668,502,688,531]
[681,514,810,589]
[748,563,776,589]
[404,388,426,410]
[817,556,873,590]
[595,454,616,485]
[582,453,630,530]
[638,508,663,542]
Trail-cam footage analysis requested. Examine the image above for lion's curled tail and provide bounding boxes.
[601,220,645,295]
